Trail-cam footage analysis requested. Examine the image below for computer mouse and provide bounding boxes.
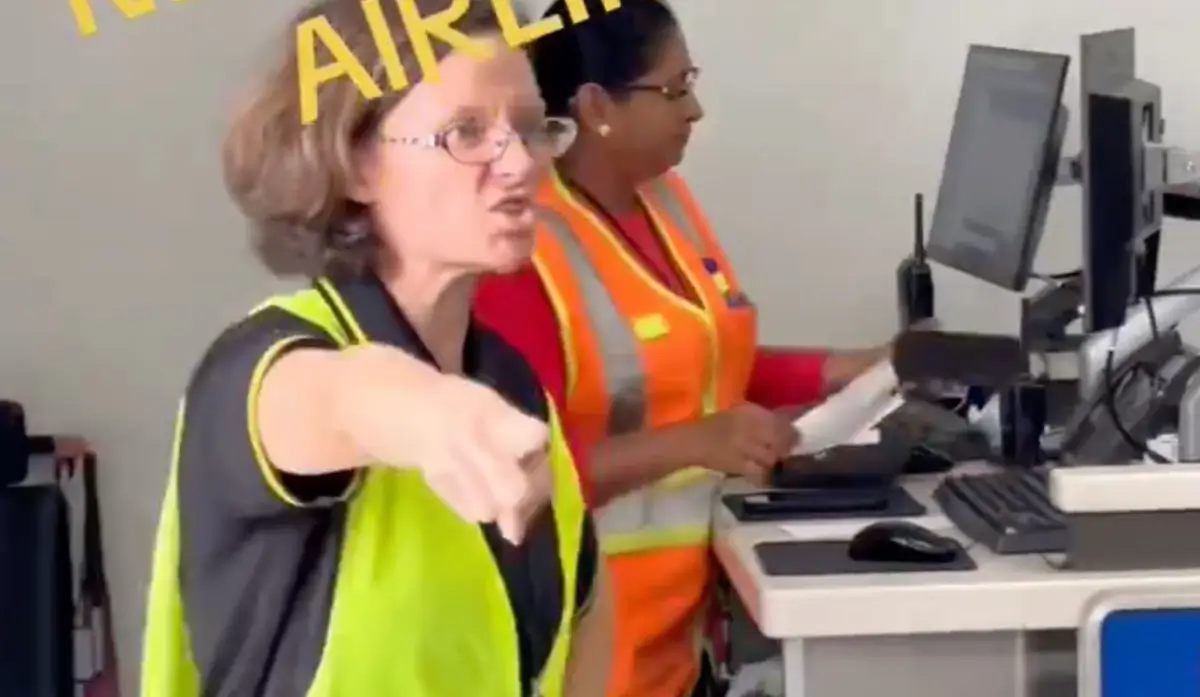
[847,520,958,564]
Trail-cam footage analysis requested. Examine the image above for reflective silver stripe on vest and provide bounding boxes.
[592,470,721,552]
[539,209,646,436]
[642,178,705,252]
[539,203,719,551]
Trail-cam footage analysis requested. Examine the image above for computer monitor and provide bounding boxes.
[1079,29,1162,332]
[926,45,1070,292]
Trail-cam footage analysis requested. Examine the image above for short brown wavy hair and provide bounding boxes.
[222,0,505,278]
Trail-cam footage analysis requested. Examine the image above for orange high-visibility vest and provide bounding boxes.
[533,169,758,697]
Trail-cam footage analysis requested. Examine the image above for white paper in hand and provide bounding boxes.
[845,427,882,446]
[791,359,900,455]
[846,393,907,444]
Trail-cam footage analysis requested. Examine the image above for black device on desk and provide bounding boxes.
[740,489,889,516]
[772,437,913,490]
[755,519,975,576]
[728,454,928,522]
[773,398,989,493]
[935,468,1065,554]
[892,331,1028,389]
[848,520,958,564]
[878,399,993,464]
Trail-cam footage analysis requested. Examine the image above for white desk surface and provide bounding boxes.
[714,462,1200,640]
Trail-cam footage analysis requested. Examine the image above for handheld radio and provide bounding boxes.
[896,192,935,327]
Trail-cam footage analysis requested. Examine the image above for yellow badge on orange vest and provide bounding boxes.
[633,314,671,341]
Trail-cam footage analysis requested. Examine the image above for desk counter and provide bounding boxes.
[714,464,1200,697]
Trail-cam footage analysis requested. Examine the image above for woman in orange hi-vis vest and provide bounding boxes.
[475,1,891,696]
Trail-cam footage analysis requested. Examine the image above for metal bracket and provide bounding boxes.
[1145,145,1200,190]
[1056,147,1200,190]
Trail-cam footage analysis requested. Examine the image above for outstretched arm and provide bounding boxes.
[748,345,889,409]
[822,346,891,391]
[220,307,548,533]
[185,310,451,516]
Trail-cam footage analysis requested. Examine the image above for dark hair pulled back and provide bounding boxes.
[530,0,679,117]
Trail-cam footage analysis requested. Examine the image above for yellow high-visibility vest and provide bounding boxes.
[140,281,584,696]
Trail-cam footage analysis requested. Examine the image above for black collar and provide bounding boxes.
[313,273,482,375]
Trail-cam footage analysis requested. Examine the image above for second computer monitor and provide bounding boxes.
[927,45,1070,292]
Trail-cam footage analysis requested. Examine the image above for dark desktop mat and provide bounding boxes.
[722,486,925,523]
[755,539,977,576]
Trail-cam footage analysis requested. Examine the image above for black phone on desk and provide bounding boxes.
[740,488,890,517]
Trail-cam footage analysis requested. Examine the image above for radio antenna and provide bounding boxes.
[913,193,927,261]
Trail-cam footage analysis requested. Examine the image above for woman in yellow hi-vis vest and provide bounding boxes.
[139,1,611,695]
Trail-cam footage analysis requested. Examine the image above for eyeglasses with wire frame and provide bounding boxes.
[622,67,701,102]
[381,116,578,165]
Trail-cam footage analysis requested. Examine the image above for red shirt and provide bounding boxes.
[475,209,828,490]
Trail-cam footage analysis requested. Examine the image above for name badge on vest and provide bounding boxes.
[701,257,751,308]
[633,314,670,341]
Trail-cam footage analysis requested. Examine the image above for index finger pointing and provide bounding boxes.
[458,429,530,510]
[488,409,550,462]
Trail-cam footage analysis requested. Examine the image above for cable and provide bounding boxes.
[1045,282,1200,462]
[1097,288,1200,464]
[1101,330,1168,462]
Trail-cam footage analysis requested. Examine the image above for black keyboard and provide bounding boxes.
[934,469,1067,554]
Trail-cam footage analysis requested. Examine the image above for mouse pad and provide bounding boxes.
[754,539,977,576]
[722,486,925,523]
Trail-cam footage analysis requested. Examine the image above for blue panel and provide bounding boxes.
[1100,607,1200,697]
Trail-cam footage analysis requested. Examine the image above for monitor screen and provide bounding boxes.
[1079,28,1145,333]
[927,45,1070,291]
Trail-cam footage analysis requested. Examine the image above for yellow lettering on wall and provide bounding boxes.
[396,0,491,84]
[296,15,382,125]
[559,0,620,25]
[68,0,156,37]
[360,0,410,91]
[490,0,562,48]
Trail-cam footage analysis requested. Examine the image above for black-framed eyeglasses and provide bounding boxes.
[623,67,701,102]
[381,116,578,165]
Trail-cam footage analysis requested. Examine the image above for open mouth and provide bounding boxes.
[490,194,533,215]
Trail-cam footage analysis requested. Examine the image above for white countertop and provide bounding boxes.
[714,463,1200,639]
